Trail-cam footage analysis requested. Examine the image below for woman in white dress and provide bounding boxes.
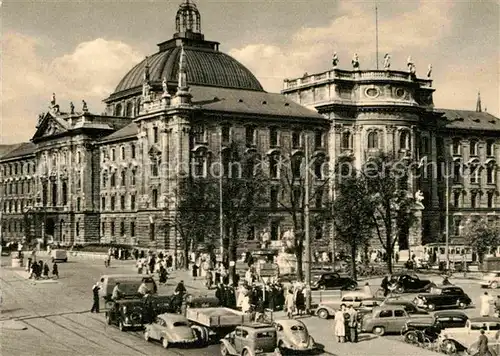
[334,304,346,343]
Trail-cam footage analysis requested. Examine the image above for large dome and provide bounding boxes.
[113,45,264,94]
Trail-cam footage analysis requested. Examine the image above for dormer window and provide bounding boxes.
[245,126,256,146]
[270,127,279,147]
[292,130,302,148]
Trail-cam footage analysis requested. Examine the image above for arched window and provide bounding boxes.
[367,131,379,149]
[120,170,126,186]
[130,170,136,185]
[400,131,411,150]
[114,103,122,116]
[269,153,280,179]
[131,144,136,159]
[487,166,496,184]
[452,138,461,155]
[341,132,352,150]
[110,172,116,187]
[470,139,479,156]
[111,149,116,161]
[487,140,495,157]
[420,136,429,154]
[125,102,133,118]
[291,153,303,179]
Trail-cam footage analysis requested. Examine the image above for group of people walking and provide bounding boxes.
[333,304,359,343]
[27,258,58,280]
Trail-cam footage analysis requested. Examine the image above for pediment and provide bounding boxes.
[32,113,68,140]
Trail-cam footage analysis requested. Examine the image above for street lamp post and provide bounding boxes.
[445,161,450,270]
[304,134,312,311]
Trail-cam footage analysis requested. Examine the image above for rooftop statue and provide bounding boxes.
[427,64,432,78]
[332,52,339,68]
[82,100,88,112]
[352,53,360,69]
[383,53,391,70]
[162,77,168,94]
[143,56,150,82]
[51,93,56,106]
[70,101,75,114]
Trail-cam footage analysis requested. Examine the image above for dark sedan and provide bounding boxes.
[402,310,468,344]
[311,272,357,290]
[389,273,434,293]
[413,286,472,311]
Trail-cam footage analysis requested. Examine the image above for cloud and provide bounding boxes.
[230,1,455,93]
[1,32,143,144]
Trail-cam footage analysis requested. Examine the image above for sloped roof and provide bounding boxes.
[99,122,138,143]
[438,109,500,132]
[0,142,36,161]
[0,144,23,158]
[190,86,326,120]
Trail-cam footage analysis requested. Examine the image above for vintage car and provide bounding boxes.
[360,304,433,336]
[144,313,198,348]
[437,317,500,354]
[51,249,68,263]
[480,271,500,289]
[413,285,472,311]
[220,324,282,356]
[389,273,434,293]
[315,292,374,319]
[273,319,318,353]
[105,299,146,331]
[401,310,468,344]
[310,272,357,291]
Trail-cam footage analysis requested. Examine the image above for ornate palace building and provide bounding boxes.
[1,0,499,256]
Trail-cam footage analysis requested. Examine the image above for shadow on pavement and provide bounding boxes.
[357,334,378,342]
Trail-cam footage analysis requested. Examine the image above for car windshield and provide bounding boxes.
[172,321,189,327]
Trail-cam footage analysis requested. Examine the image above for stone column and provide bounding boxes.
[353,124,363,170]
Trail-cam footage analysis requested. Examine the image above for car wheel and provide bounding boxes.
[144,331,150,342]
[427,304,436,311]
[396,286,404,293]
[372,326,385,336]
[161,338,169,349]
[492,282,498,289]
[220,344,228,356]
[317,308,329,319]
[441,339,457,355]
[319,285,326,290]
[404,331,419,344]
[118,320,125,332]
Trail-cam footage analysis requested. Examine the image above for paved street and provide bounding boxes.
[1,255,492,356]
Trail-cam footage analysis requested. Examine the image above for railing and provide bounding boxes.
[283,69,433,90]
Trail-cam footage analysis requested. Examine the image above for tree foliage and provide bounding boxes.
[463,218,500,264]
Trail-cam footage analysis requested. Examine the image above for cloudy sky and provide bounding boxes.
[2,0,499,144]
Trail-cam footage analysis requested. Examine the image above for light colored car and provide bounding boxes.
[220,324,282,356]
[438,317,500,354]
[479,271,500,289]
[273,319,317,353]
[315,291,373,319]
[361,305,433,336]
[51,249,68,262]
[144,313,198,349]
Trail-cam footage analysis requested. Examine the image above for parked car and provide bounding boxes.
[437,317,500,354]
[51,249,68,262]
[479,271,500,289]
[220,324,282,356]
[144,313,198,349]
[389,273,434,293]
[315,291,374,319]
[273,319,318,353]
[105,299,146,331]
[310,272,357,291]
[401,310,468,344]
[413,285,472,311]
[360,304,433,336]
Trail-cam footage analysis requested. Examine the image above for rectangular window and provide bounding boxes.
[487,167,495,184]
[76,222,80,236]
[131,170,136,185]
[152,189,158,208]
[101,197,106,210]
[487,141,495,157]
[292,130,301,148]
[131,194,136,210]
[270,187,279,208]
[221,126,230,143]
[270,127,279,147]
[270,221,280,241]
[120,221,125,236]
[453,191,460,207]
[245,126,256,146]
[101,222,105,235]
[315,130,323,148]
[110,196,115,211]
[111,221,115,236]
[153,127,159,143]
[76,197,81,211]
[120,195,125,210]
[131,144,136,159]
[471,193,477,208]
[488,192,494,208]
[149,222,155,241]
[192,125,207,144]
[130,221,135,237]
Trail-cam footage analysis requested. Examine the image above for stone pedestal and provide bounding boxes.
[276,252,297,275]
[409,204,424,247]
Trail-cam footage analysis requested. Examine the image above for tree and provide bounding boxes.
[463,218,500,264]
[361,153,418,274]
[332,155,374,280]
[276,147,329,281]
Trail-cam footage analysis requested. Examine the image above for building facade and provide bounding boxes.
[1,0,499,255]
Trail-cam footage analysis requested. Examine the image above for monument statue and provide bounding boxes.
[427,64,432,78]
[352,53,360,69]
[332,52,339,68]
[82,100,88,112]
[415,190,425,209]
[383,53,391,70]
[281,228,295,253]
[162,77,169,95]
[70,102,75,114]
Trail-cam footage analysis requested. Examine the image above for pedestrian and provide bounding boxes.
[43,263,50,278]
[477,329,492,356]
[91,282,100,313]
[295,286,305,315]
[111,282,123,301]
[363,282,372,297]
[175,280,187,297]
[105,253,111,268]
[159,265,168,285]
[38,260,44,278]
[381,275,389,297]
[285,289,295,319]
[480,292,494,317]
[347,305,358,343]
[138,278,151,297]
[216,283,225,306]
[52,262,59,279]
[334,305,346,343]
